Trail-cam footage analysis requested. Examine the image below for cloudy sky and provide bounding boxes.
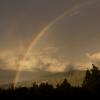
[0,0,100,73]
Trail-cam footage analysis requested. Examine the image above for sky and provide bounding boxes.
[0,0,100,73]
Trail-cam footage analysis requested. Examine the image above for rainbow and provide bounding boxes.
[13,0,99,88]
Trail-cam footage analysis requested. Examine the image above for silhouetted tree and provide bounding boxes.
[32,82,38,89]
[56,79,71,90]
[82,64,100,94]
[91,64,99,77]
[61,79,71,88]
[82,69,91,88]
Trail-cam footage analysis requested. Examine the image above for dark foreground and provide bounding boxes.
[0,64,100,99]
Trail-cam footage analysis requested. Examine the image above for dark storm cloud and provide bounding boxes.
[0,0,88,49]
[37,0,100,60]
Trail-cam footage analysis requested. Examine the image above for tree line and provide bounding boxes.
[0,64,100,99]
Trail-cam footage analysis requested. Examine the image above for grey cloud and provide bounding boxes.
[64,64,76,72]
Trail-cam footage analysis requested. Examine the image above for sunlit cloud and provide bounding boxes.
[0,49,96,72]
[86,52,100,67]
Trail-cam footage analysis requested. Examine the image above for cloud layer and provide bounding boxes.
[87,52,100,67]
[1,48,100,72]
